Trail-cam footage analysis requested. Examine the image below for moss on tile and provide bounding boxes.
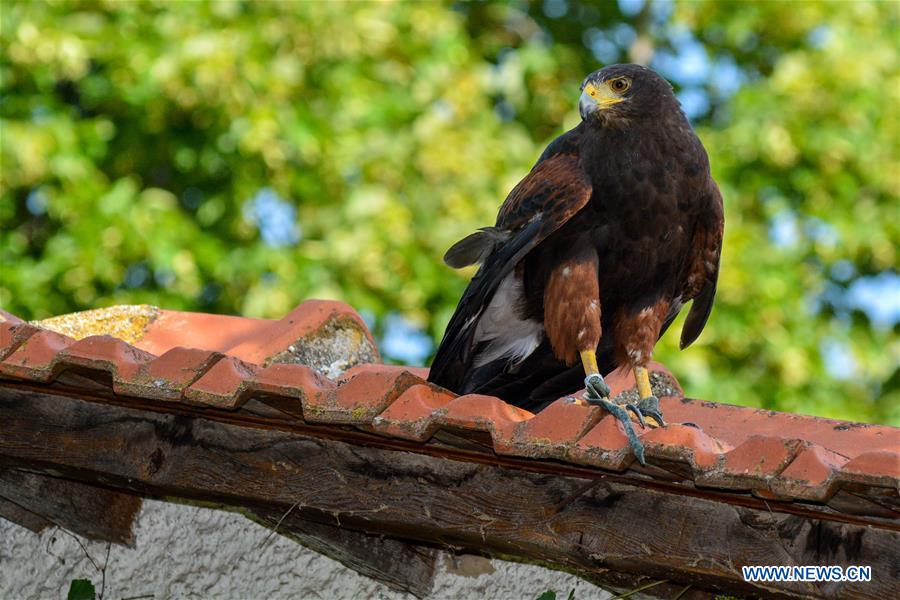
[267,317,380,377]
[613,371,681,405]
[35,305,160,345]
[350,405,372,421]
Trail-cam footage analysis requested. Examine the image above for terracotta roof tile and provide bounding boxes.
[0,308,24,325]
[252,362,333,398]
[226,299,378,367]
[372,383,456,441]
[1,302,898,520]
[251,362,335,418]
[116,347,224,401]
[0,327,76,381]
[641,423,731,472]
[183,355,262,409]
[768,442,849,501]
[437,393,530,447]
[40,300,378,379]
[135,309,269,356]
[499,398,603,460]
[839,451,900,488]
[567,415,635,472]
[319,364,422,425]
[234,299,377,375]
[0,322,40,361]
[695,435,802,494]
[604,361,683,399]
[58,335,156,386]
[661,398,897,458]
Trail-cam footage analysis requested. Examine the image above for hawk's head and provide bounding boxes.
[579,64,677,124]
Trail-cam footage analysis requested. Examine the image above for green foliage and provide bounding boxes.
[536,590,574,600]
[1,1,897,424]
[2,0,518,325]
[66,578,96,600]
[663,1,899,424]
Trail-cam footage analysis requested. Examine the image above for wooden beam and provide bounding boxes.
[0,496,52,533]
[249,508,437,598]
[1,386,896,599]
[0,468,141,545]
[0,468,437,597]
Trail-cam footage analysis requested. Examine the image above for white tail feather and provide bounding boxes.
[472,273,544,367]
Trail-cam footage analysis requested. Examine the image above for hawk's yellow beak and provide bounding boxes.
[584,83,625,107]
[579,82,625,119]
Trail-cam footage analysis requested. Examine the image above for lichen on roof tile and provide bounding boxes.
[35,305,160,345]
[222,300,381,378]
[267,316,379,378]
[611,370,682,405]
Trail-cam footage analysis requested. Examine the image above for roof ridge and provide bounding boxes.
[1,305,897,520]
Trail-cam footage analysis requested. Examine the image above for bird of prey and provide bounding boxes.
[428,64,724,463]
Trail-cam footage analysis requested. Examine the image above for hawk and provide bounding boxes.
[428,64,724,463]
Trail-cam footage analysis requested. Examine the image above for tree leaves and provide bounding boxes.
[1,1,896,424]
[66,579,96,600]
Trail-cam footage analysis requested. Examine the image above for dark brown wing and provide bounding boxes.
[679,179,725,348]
[428,145,593,393]
[496,152,592,230]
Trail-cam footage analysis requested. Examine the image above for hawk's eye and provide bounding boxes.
[609,77,631,93]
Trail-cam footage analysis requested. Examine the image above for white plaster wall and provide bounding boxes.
[0,499,611,600]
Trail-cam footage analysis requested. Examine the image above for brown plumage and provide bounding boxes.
[429,64,724,413]
[543,245,601,366]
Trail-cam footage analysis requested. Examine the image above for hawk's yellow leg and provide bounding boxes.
[634,366,653,398]
[575,349,647,464]
[633,366,665,428]
[580,349,600,376]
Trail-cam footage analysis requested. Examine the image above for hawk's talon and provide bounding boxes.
[637,394,660,414]
[643,410,665,428]
[583,373,611,399]
[636,395,665,428]
[624,403,647,429]
[581,395,647,465]
[580,372,646,464]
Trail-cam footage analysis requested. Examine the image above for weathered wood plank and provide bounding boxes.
[0,440,436,593]
[249,508,437,598]
[1,386,897,599]
[0,468,141,545]
[0,496,52,533]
